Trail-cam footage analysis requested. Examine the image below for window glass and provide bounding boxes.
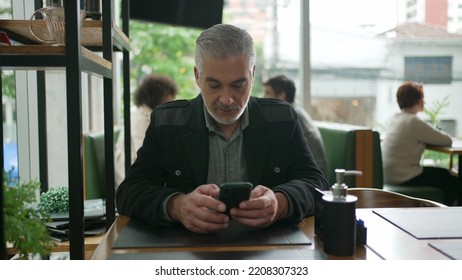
[1,0,18,180]
[223,0,301,98]
[310,0,462,140]
[5,0,462,182]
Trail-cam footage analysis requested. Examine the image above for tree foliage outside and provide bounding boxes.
[128,21,265,102]
[1,3,15,99]
[0,3,11,19]
[129,21,201,100]
[1,71,15,99]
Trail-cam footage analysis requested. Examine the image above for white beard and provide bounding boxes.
[204,94,250,125]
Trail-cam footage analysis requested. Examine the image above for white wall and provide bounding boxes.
[378,40,462,137]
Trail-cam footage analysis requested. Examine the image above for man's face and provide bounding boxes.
[195,55,254,125]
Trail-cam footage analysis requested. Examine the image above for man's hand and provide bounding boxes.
[167,184,229,233]
[230,185,288,227]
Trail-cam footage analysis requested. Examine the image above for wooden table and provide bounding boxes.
[427,140,462,178]
[7,235,102,260]
[91,208,458,260]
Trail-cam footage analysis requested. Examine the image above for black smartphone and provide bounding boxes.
[219,182,253,216]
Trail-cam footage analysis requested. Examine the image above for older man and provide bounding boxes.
[116,24,328,233]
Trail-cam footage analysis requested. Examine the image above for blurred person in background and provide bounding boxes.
[263,74,327,176]
[382,81,461,206]
[114,74,178,188]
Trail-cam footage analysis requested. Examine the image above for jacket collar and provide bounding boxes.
[181,95,272,186]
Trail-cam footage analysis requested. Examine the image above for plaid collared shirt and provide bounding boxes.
[204,105,249,187]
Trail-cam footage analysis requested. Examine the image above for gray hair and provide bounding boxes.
[195,24,256,74]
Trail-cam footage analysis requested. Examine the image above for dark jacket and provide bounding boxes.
[116,94,329,226]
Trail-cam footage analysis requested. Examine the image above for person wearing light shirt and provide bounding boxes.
[382,81,461,206]
[114,74,178,188]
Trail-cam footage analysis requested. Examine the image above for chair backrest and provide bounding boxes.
[83,128,121,199]
[316,121,383,188]
[316,121,445,203]
[347,188,446,208]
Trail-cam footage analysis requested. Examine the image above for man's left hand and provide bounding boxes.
[230,185,288,227]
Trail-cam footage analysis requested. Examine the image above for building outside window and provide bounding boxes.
[405,56,453,84]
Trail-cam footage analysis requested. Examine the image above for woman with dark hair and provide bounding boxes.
[114,74,178,188]
[382,81,460,206]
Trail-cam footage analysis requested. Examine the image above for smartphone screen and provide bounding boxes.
[219,182,253,216]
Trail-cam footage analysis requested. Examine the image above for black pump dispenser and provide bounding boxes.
[322,169,361,256]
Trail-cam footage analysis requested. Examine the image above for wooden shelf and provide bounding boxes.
[0,19,129,49]
[0,45,112,77]
[0,44,66,55]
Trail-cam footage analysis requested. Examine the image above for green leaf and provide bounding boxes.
[3,170,54,259]
[423,94,451,128]
[38,186,69,214]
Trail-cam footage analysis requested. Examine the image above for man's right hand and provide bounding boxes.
[166,184,229,233]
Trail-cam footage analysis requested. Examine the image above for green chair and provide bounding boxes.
[316,121,382,189]
[83,128,121,199]
[316,121,444,203]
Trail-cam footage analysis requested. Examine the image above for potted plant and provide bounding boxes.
[3,171,54,259]
[38,186,69,214]
[424,94,450,129]
[422,94,452,166]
